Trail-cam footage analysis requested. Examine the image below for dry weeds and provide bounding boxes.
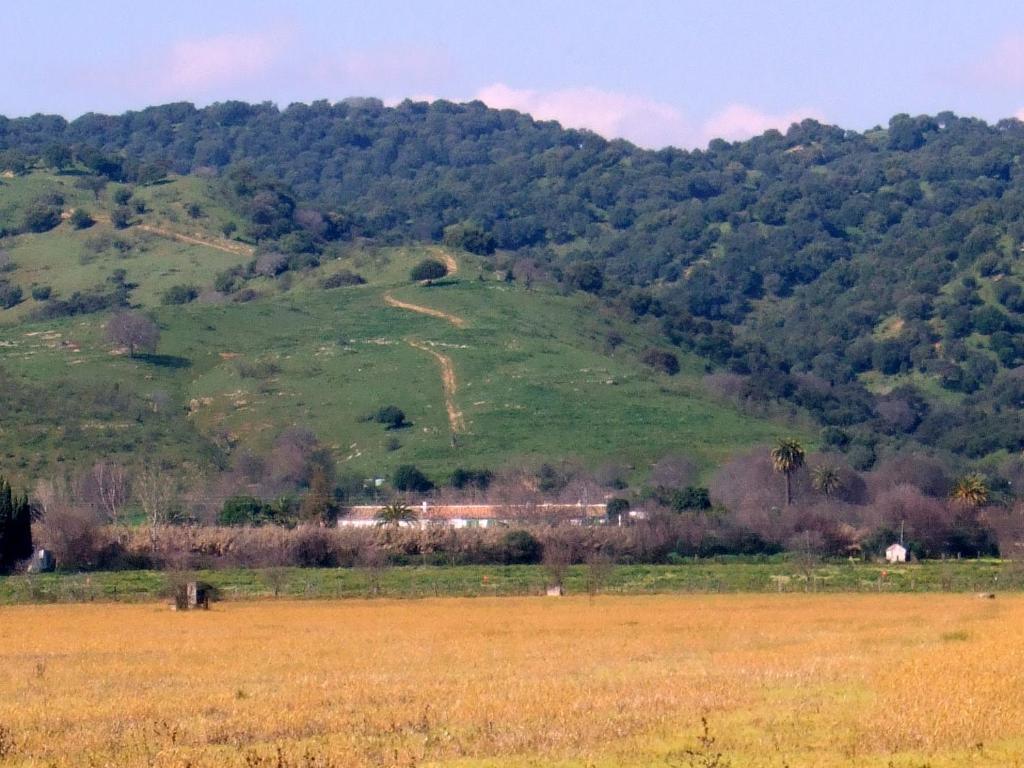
[0,595,1022,766]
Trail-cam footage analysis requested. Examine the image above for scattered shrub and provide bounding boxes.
[21,204,61,233]
[372,405,408,430]
[290,527,339,568]
[232,288,261,303]
[392,464,433,492]
[161,284,199,305]
[235,359,281,379]
[33,285,128,319]
[450,467,493,490]
[0,283,23,309]
[641,348,680,375]
[69,208,95,229]
[30,285,52,301]
[321,270,366,288]
[499,530,542,564]
[110,206,132,229]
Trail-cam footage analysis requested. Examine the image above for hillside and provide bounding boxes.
[6,102,1024,477]
[0,170,787,487]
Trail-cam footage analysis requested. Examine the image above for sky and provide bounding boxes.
[6,0,1024,149]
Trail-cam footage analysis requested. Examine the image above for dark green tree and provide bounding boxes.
[42,144,72,171]
[410,259,448,282]
[0,478,32,572]
[393,464,433,492]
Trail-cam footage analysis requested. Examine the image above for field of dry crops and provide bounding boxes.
[1,595,1023,767]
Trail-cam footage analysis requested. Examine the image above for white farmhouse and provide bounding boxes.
[337,502,607,528]
[885,542,908,563]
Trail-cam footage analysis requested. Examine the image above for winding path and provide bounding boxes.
[383,292,466,327]
[136,223,253,256]
[383,250,467,434]
[68,210,254,257]
[436,249,459,276]
[407,339,466,434]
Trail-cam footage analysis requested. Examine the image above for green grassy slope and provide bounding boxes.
[0,172,795,484]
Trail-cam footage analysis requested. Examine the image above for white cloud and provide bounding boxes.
[700,103,825,144]
[158,29,291,95]
[475,83,692,149]
[475,84,824,149]
[975,34,1024,87]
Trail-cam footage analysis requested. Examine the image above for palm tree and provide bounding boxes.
[811,464,842,499]
[770,438,805,506]
[375,502,418,527]
[951,473,989,508]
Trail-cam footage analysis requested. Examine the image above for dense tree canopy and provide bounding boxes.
[9,102,1024,461]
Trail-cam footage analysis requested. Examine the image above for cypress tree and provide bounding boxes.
[0,480,32,571]
[12,493,32,561]
[0,479,11,571]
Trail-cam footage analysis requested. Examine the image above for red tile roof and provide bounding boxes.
[343,503,606,522]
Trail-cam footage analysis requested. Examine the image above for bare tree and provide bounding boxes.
[542,540,571,589]
[89,461,131,525]
[106,311,160,358]
[512,258,544,289]
[650,455,698,489]
[867,452,952,499]
[585,551,614,598]
[269,427,320,490]
[356,542,388,596]
[33,478,104,569]
[135,466,179,545]
[32,477,73,521]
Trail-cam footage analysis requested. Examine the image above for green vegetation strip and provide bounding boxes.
[0,560,1016,604]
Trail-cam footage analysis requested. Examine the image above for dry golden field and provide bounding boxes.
[1,595,1023,767]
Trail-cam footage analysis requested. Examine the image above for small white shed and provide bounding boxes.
[885,543,908,563]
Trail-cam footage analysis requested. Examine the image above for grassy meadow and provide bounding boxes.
[0,560,1015,605]
[0,171,792,483]
[0,594,1022,767]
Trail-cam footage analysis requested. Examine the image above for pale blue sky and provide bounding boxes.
[6,0,1024,148]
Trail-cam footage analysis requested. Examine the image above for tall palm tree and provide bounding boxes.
[951,473,989,508]
[811,464,842,499]
[770,438,806,506]
[375,502,418,527]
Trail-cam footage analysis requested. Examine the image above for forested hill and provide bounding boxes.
[5,100,1024,467]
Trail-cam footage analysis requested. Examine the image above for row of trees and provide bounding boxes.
[21,430,1022,571]
[769,437,991,509]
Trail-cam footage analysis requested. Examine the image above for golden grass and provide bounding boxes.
[1,595,1023,767]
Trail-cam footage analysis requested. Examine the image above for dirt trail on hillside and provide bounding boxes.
[69,210,254,257]
[407,339,466,434]
[384,251,467,434]
[137,223,254,256]
[381,248,464,325]
[383,292,466,327]
[436,248,458,275]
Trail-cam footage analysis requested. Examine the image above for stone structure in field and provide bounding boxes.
[170,581,212,610]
